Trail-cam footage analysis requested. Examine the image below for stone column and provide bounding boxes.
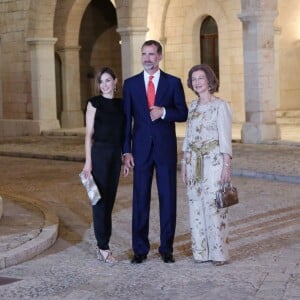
[0,196,2,220]
[274,26,281,110]
[26,38,60,131]
[57,46,83,128]
[116,27,148,80]
[159,37,167,70]
[0,36,3,119]
[238,0,280,143]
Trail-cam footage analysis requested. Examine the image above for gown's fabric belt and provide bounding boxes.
[189,140,218,182]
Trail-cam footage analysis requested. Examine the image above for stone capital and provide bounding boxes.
[56,45,81,53]
[238,0,278,23]
[116,26,148,36]
[26,37,57,46]
[238,10,278,23]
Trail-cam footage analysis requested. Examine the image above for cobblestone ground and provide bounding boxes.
[0,136,299,299]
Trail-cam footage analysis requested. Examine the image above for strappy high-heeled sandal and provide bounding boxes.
[96,247,103,261]
[96,248,117,263]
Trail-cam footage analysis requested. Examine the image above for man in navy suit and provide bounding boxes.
[123,40,188,263]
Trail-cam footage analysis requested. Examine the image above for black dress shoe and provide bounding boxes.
[160,253,175,263]
[131,254,147,264]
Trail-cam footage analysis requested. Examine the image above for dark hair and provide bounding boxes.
[141,40,163,55]
[187,64,219,94]
[95,67,117,94]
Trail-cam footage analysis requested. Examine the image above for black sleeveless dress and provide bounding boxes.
[88,95,124,250]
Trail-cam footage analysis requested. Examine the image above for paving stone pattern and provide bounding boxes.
[0,135,299,299]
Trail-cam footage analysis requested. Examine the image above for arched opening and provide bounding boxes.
[200,16,219,81]
[79,0,121,111]
[55,53,63,124]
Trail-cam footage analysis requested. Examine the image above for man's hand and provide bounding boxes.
[149,106,164,121]
[123,153,135,169]
[123,165,130,177]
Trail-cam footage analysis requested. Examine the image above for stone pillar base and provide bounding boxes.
[61,110,84,128]
[0,119,60,136]
[241,122,280,143]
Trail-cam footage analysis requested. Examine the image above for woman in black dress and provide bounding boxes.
[82,67,126,263]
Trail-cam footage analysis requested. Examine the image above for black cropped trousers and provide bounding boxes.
[91,141,121,250]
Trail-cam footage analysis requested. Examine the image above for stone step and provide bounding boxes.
[280,125,300,141]
[277,118,300,125]
[0,194,59,269]
[276,110,300,125]
[276,110,300,118]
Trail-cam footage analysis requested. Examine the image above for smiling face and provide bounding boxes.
[141,44,162,74]
[191,70,209,95]
[99,72,117,98]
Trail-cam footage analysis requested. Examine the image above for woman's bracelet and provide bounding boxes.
[181,159,186,165]
[224,163,230,168]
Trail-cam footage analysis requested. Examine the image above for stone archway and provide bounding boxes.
[55,0,122,128]
[79,1,121,109]
[54,0,90,128]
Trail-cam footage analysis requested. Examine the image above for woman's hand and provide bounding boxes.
[220,164,231,185]
[220,154,231,184]
[82,161,92,179]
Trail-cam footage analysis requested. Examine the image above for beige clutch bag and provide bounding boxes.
[79,172,101,206]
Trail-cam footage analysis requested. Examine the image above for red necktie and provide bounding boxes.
[147,75,155,108]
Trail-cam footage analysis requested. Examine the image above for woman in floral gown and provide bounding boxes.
[181,64,232,266]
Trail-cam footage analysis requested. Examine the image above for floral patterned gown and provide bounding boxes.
[182,98,232,262]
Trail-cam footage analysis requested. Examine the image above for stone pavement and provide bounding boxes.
[0,133,299,299]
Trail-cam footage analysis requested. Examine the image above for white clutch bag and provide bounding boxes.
[79,172,101,206]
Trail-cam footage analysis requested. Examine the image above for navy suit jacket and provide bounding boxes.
[122,70,188,166]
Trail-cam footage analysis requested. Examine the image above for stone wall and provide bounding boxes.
[0,1,32,120]
[277,0,300,110]
[162,0,244,122]
[0,0,299,140]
